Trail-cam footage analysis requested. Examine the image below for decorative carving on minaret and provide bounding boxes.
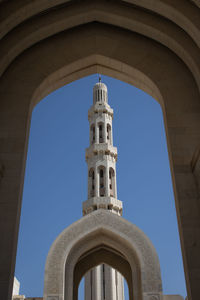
[82,77,123,216]
[83,77,125,300]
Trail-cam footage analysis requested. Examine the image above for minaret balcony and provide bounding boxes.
[82,196,123,216]
[85,143,117,161]
[88,103,113,119]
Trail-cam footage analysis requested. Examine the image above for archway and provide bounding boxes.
[44,210,162,300]
[74,246,132,300]
[14,74,185,298]
[78,263,129,300]
[0,2,200,299]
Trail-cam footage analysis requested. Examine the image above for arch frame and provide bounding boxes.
[74,246,132,300]
[0,2,200,299]
[44,210,163,300]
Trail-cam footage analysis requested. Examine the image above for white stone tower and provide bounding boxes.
[82,76,124,300]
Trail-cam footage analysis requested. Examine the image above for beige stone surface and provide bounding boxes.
[83,79,124,300]
[44,209,162,300]
[0,1,200,299]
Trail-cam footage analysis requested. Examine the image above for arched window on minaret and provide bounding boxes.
[109,168,115,197]
[98,90,100,101]
[90,124,95,145]
[89,168,95,197]
[98,122,104,143]
[107,124,111,144]
[99,166,105,197]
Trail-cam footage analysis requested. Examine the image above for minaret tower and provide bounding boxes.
[82,76,124,300]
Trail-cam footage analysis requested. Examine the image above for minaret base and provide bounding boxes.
[85,264,124,300]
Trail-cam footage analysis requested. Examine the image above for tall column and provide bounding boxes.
[83,77,124,300]
[94,266,102,300]
[110,125,113,145]
[114,169,117,199]
[95,122,98,144]
[103,122,107,144]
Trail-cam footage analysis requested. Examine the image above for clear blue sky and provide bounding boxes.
[15,74,187,298]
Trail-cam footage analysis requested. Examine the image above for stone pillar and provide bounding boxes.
[84,272,91,300]
[114,167,117,198]
[111,124,113,145]
[104,265,115,300]
[95,122,98,144]
[94,266,102,300]
[84,79,123,300]
[103,123,106,143]
[104,122,108,144]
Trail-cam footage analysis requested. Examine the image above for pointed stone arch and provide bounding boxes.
[1,2,200,299]
[44,210,162,300]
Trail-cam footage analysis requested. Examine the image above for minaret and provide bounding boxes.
[82,76,124,300]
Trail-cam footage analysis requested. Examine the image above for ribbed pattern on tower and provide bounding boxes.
[83,78,124,300]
